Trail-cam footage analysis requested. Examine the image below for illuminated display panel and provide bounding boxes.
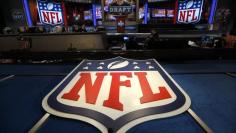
[96,5,102,19]
[139,7,145,19]
[84,10,92,20]
[141,0,213,25]
[152,9,166,17]
[166,9,174,17]
[104,0,136,21]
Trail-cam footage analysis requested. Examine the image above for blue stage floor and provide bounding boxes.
[0,60,236,133]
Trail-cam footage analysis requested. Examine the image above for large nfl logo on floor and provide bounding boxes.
[37,0,63,26]
[177,0,203,24]
[43,57,191,132]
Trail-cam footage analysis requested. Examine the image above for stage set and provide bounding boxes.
[0,0,236,133]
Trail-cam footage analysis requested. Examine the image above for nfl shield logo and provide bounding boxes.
[177,0,204,24]
[43,57,191,132]
[37,0,63,26]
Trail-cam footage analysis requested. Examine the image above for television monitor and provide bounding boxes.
[152,9,166,17]
[167,9,174,17]
[84,10,92,20]
[96,5,102,19]
[104,0,135,21]
[139,7,145,19]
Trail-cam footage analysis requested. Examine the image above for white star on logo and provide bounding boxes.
[97,66,103,70]
[148,66,154,69]
[99,62,105,65]
[133,62,138,65]
[83,66,89,70]
[134,66,140,69]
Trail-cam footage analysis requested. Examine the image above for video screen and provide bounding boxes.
[166,9,174,17]
[96,5,102,19]
[104,0,136,21]
[152,9,166,17]
[139,7,145,19]
[84,10,92,20]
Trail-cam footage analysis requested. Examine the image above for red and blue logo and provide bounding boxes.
[43,57,191,132]
[177,0,204,24]
[37,0,63,26]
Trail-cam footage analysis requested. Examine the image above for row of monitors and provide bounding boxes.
[140,8,174,19]
[81,5,174,21]
[76,0,173,21]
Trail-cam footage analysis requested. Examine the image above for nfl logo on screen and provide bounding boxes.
[177,0,203,24]
[37,0,63,26]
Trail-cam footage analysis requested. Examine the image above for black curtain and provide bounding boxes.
[229,0,236,35]
[0,11,6,34]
